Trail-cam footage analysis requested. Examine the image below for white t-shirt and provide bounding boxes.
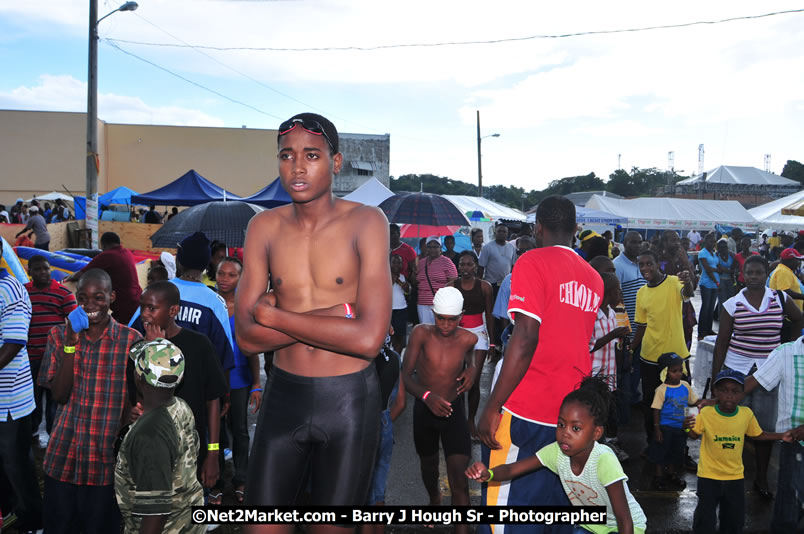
[392,274,407,310]
[752,338,804,433]
[687,230,701,246]
[537,441,647,533]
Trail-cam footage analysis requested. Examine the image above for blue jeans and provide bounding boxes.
[772,441,804,533]
[698,286,718,337]
[368,409,394,504]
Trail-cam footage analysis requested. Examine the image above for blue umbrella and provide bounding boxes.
[379,192,470,226]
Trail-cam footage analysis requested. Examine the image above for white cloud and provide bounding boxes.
[0,74,224,126]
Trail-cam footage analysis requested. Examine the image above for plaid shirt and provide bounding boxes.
[38,319,142,486]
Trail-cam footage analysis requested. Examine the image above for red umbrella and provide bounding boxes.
[399,224,460,238]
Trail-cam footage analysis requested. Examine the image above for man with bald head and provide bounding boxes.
[613,231,647,405]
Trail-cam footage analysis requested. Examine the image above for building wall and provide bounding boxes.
[105,123,279,197]
[0,110,109,202]
[0,110,390,205]
[334,133,391,195]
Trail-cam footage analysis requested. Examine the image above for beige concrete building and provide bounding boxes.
[0,109,390,205]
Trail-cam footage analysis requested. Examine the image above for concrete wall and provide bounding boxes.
[335,133,391,195]
[0,110,390,205]
[105,123,278,198]
[0,110,108,202]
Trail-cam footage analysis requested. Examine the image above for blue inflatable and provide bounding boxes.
[14,247,90,282]
[1,237,28,283]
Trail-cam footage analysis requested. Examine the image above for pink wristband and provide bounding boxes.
[344,303,354,319]
[422,390,431,401]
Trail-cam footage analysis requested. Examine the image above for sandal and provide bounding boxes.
[235,488,245,504]
[208,491,223,505]
[651,476,667,491]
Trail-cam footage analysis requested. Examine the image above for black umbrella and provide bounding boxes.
[378,192,470,227]
[149,201,264,248]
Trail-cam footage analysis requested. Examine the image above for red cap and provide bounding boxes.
[780,248,803,260]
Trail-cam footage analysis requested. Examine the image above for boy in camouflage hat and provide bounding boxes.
[115,339,205,533]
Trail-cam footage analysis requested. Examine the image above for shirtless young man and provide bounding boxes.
[235,113,391,532]
[402,287,477,534]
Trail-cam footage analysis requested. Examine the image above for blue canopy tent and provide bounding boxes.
[100,186,141,207]
[130,169,241,207]
[240,177,292,209]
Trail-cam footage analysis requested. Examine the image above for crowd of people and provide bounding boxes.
[1,112,804,534]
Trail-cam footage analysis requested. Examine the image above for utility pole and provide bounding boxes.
[86,0,99,249]
[476,110,482,198]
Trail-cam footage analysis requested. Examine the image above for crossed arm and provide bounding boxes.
[235,207,391,359]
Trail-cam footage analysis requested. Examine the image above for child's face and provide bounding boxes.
[555,401,603,458]
[715,379,744,413]
[665,364,683,385]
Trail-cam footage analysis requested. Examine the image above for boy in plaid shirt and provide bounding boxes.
[38,269,142,533]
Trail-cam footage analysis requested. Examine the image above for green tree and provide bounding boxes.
[781,160,804,185]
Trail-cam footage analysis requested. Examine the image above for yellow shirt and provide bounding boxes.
[769,263,803,311]
[634,275,690,362]
[768,236,782,249]
[693,405,762,480]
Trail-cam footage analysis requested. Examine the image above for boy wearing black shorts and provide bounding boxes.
[402,287,477,534]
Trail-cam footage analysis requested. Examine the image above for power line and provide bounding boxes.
[105,12,390,134]
[105,8,804,52]
[104,40,284,120]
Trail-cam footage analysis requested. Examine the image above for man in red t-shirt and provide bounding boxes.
[65,232,142,324]
[477,196,603,534]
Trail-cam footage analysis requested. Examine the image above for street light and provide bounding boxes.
[476,110,499,199]
[87,1,138,248]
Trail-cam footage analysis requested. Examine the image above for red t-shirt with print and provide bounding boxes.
[506,245,603,425]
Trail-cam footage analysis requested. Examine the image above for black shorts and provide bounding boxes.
[245,364,381,506]
[391,309,407,340]
[413,395,471,458]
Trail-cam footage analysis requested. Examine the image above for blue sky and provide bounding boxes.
[2,0,803,191]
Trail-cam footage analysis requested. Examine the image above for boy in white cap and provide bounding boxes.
[402,286,477,534]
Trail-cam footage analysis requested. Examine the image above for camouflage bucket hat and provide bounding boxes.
[129,338,185,389]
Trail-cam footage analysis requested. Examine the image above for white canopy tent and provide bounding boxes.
[676,165,799,187]
[748,189,804,231]
[442,195,526,221]
[26,192,73,203]
[586,195,758,231]
[342,177,394,206]
[442,195,526,241]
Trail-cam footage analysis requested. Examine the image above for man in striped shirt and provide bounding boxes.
[24,254,77,437]
[0,240,43,532]
[613,231,647,405]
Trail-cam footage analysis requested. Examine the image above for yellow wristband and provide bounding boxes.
[487,468,494,482]
[63,345,76,354]
[207,443,220,451]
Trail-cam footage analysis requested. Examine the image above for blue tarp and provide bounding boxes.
[240,177,292,209]
[130,169,241,207]
[100,186,140,207]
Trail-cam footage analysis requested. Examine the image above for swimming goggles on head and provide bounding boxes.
[278,118,336,153]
